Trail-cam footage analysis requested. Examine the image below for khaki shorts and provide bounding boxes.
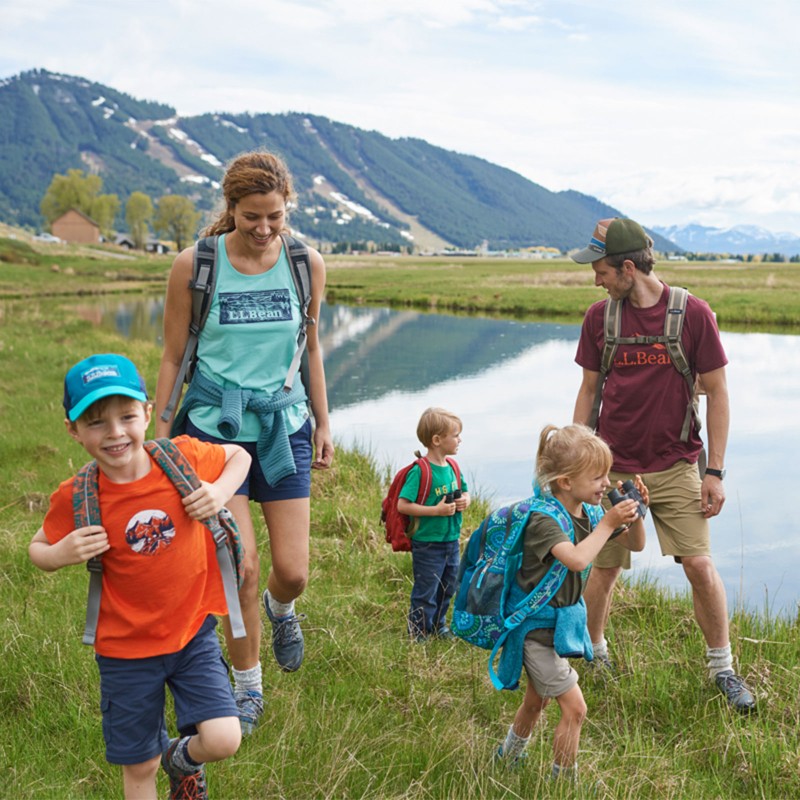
[522,639,579,698]
[594,459,710,570]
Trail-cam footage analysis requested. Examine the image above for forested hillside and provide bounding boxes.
[0,69,677,252]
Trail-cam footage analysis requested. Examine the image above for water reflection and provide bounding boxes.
[87,297,800,617]
[73,297,166,346]
[326,307,800,618]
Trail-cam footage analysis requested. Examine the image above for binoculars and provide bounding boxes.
[444,489,463,504]
[608,480,647,520]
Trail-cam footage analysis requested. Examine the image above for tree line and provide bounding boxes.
[40,169,201,251]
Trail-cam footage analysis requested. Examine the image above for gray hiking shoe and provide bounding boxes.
[494,744,528,770]
[715,670,756,714]
[434,625,457,641]
[263,590,305,672]
[161,738,208,800]
[588,650,617,678]
[235,689,264,736]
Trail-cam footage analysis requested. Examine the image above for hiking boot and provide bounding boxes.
[161,738,208,800]
[263,590,305,672]
[715,670,757,714]
[235,689,264,736]
[494,744,528,770]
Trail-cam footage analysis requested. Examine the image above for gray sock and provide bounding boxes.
[592,637,609,659]
[552,762,578,781]
[232,663,262,694]
[706,644,733,679]
[267,590,295,619]
[170,737,201,773]
[501,725,530,760]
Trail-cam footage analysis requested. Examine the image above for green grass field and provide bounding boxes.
[2,242,800,798]
[3,235,800,329]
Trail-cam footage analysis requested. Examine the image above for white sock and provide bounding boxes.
[501,725,530,759]
[706,644,733,679]
[592,637,609,658]
[232,663,262,694]
[267,590,295,619]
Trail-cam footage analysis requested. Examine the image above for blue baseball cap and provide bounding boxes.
[63,353,148,421]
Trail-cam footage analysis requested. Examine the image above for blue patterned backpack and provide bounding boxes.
[451,493,603,682]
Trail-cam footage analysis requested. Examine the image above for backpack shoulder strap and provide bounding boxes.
[445,457,461,489]
[144,438,201,496]
[280,233,315,392]
[73,461,103,646]
[663,286,701,441]
[414,457,432,505]
[146,439,246,638]
[160,236,219,423]
[587,299,621,431]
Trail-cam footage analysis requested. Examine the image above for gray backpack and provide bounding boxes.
[589,286,701,443]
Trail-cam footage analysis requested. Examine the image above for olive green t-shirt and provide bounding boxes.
[516,510,593,645]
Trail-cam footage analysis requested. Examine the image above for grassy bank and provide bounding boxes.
[3,236,800,329]
[2,289,800,798]
[323,254,800,330]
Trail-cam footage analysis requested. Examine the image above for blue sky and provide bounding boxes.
[3,0,798,233]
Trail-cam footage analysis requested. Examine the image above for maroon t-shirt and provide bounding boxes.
[575,283,727,473]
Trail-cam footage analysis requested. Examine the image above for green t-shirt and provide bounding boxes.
[399,460,467,543]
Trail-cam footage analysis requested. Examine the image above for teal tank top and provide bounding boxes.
[188,234,309,440]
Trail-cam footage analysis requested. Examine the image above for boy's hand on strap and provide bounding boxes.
[60,526,110,566]
[182,481,227,521]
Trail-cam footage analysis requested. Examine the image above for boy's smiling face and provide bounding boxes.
[67,396,152,481]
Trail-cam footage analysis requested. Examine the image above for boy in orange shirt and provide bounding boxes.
[29,354,251,800]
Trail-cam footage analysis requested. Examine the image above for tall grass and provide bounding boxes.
[2,289,800,798]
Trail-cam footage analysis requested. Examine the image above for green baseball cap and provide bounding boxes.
[571,217,650,264]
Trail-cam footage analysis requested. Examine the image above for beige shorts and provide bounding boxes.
[522,639,579,698]
[594,459,710,570]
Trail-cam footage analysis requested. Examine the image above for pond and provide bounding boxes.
[83,296,800,618]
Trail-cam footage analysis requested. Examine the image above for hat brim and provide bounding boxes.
[67,387,148,422]
[570,245,606,264]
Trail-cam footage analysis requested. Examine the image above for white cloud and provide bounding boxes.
[2,0,800,232]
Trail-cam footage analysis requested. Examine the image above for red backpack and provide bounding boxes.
[381,455,462,552]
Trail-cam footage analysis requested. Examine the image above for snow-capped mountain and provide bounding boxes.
[653,223,800,257]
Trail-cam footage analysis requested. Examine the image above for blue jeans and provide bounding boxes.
[408,540,460,637]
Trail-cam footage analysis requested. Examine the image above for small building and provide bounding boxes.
[51,208,101,244]
[114,234,169,254]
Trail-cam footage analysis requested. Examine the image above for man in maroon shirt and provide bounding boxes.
[571,218,755,713]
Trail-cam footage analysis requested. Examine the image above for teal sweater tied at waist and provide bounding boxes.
[492,582,593,691]
[172,369,307,486]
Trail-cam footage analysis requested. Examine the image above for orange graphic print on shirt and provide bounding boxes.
[125,510,176,554]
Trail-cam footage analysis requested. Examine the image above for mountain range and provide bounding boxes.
[4,69,796,256]
[1,68,679,253]
[652,223,800,257]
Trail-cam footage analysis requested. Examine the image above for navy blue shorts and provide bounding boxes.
[95,616,236,765]
[185,417,313,503]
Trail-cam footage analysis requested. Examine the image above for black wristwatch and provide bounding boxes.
[705,468,726,479]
